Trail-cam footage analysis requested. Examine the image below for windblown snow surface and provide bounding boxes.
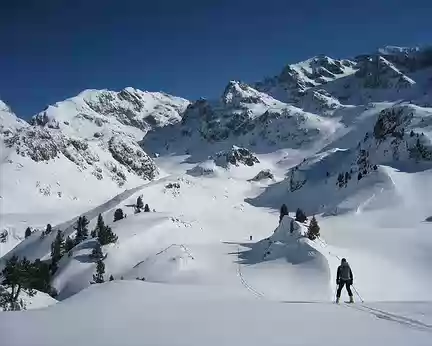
[1,46,432,345]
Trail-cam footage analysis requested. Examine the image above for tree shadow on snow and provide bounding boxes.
[224,238,317,266]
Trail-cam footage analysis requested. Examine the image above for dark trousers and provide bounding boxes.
[336,281,353,298]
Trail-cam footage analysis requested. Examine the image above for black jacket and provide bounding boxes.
[337,263,353,283]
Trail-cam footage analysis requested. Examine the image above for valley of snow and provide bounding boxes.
[1,46,432,345]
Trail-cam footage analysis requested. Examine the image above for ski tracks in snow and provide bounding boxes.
[236,246,264,299]
[342,303,432,334]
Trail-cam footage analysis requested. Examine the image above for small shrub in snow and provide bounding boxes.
[25,227,32,238]
[144,204,150,212]
[165,182,180,189]
[113,208,124,222]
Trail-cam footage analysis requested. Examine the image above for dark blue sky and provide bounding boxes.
[1,0,430,118]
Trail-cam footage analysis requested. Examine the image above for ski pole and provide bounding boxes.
[352,285,364,303]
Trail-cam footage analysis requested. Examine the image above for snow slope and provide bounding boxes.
[0,90,188,252]
[2,281,432,346]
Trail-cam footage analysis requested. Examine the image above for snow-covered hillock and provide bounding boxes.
[237,215,332,301]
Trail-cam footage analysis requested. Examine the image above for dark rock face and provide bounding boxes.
[213,146,260,167]
[108,136,158,180]
[249,169,274,181]
[355,56,414,89]
[373,107,413,140]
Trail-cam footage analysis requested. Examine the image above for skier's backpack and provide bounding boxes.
[339,263,352,281]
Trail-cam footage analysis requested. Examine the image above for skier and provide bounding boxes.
[336,258,354,304]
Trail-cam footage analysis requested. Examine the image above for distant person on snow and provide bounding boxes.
[336,258,354,304]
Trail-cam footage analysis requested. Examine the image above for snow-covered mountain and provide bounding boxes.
[142,80,342,162]
[1,45,432,346]
[0,89,188,253]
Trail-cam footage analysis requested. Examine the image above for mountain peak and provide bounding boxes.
[30,88,190,140]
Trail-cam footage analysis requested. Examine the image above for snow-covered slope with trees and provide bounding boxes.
[0,89,188,254]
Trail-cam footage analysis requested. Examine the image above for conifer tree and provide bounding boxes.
[144,204,150,212]
[135,196,144,213]
[290,219,295,233]
[91,214,105,238]
[50,230,65,274]
[1,256,35,310]
[307,216,320,240]
[31,259,52,294]
[90,242,104,260]
[45,224,53,235]
[113,208,124,222]
[98,225,118,246]
[279,204,288,224]
[109,275,114,281]
[25,227,32,239]
[92,260,105,284]
[65,236,75,253]
[295,208,307,223]
[75,216,89,244]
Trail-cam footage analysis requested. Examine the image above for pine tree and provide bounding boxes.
[74,216,89,244]
[65,236,75,252]
[25,227,32,239]
[144,204,150,212]
[295,208,307,223]
[98,225,118,246]
[279,204,288,224]
[31,259,53,295]
[109,275,114,281]
[290,219,295,233]
[307,216,320,240]
[92,260,105,284]
[1,256,36,310]
[90,242,104,260]
[113,208,124,222]
[135,196,144,213]
[91,214,105,238]
[50,230,65,274]
[45,224,53,235]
